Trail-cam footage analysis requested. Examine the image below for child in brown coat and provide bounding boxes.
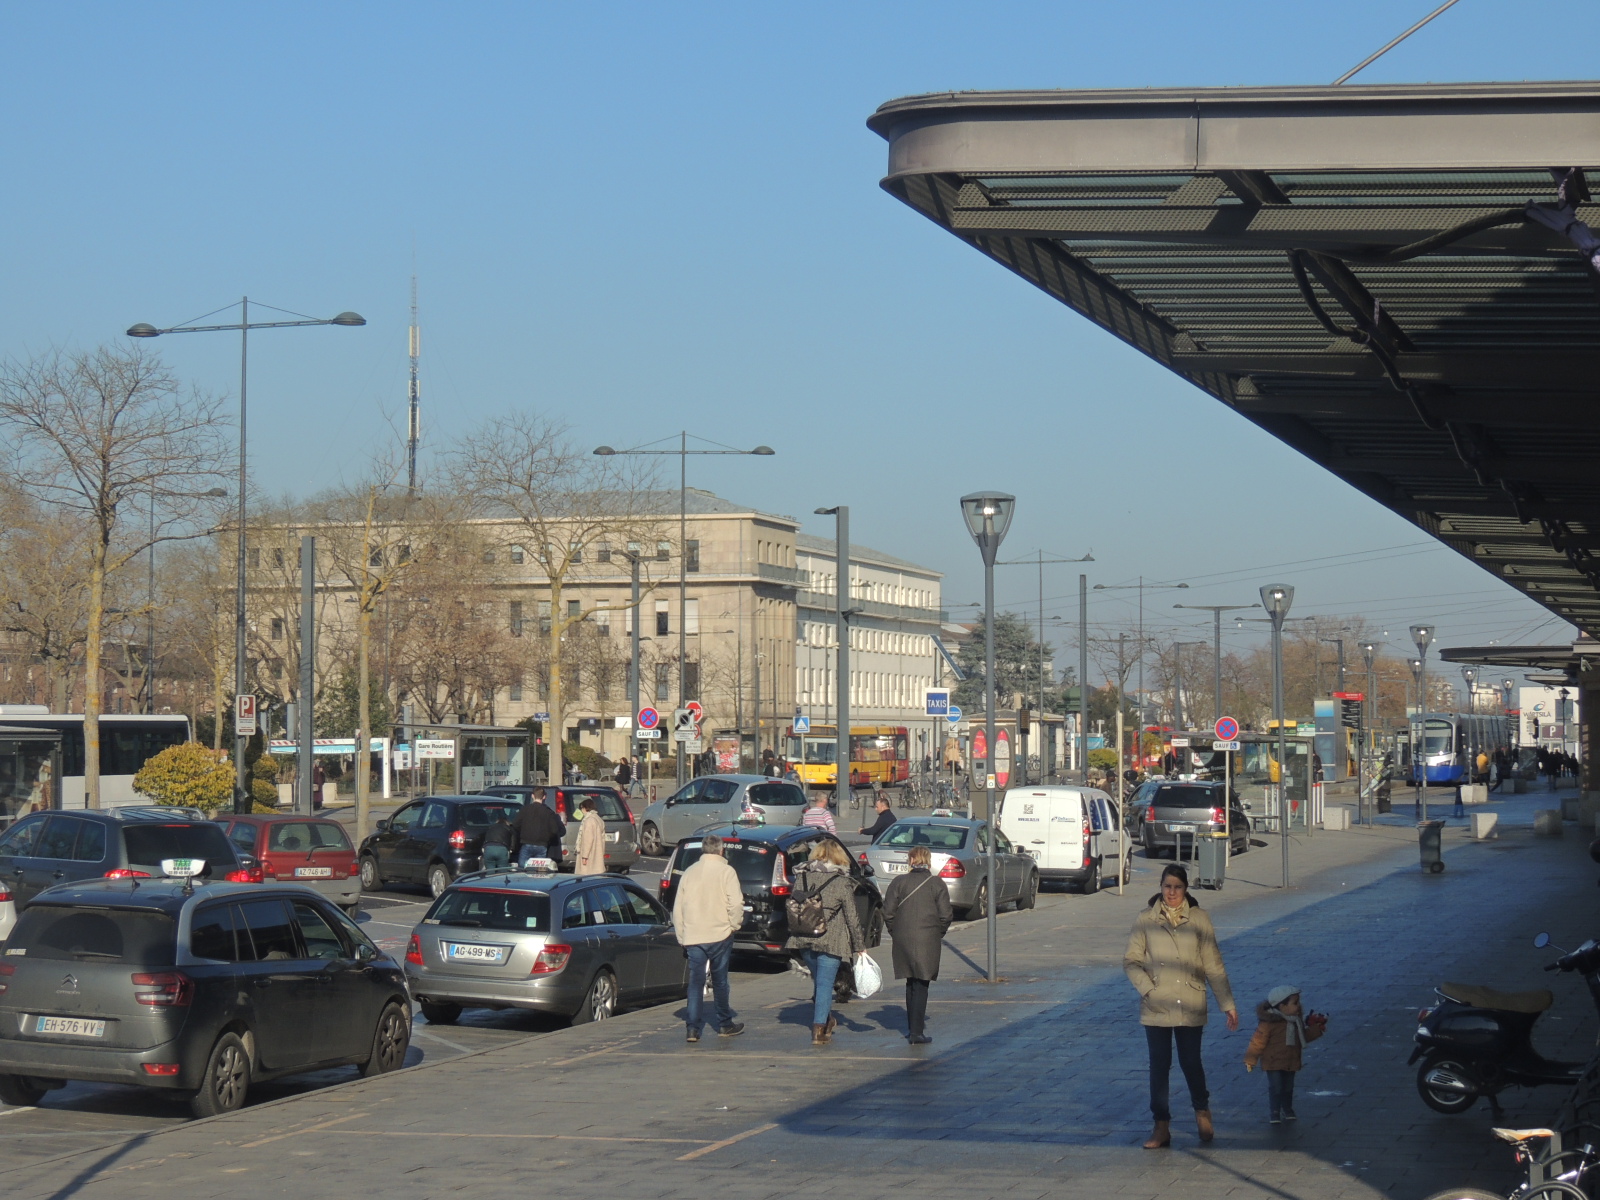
[1244,986,1327,1123]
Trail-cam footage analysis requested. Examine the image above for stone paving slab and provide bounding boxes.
[5,819,1596,1200]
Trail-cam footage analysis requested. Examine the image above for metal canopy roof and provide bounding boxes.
[868,83,1600,635]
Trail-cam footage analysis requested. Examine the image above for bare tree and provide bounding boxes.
[0,346,228,806]
[0,485,93,710]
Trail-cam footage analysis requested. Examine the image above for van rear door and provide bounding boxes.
[1089,794,1124,862]
[1043,795,1087,873]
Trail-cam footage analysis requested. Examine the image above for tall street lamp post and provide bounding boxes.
[814,508,859,804]
[998,551,1092,785]
[1173,603,1258,725]
[960,491,1015,984]
[595,435,774,785]
[1360,640,1379,822]
[1411,625,1436,819]
[129,300,366,811]
[1260,584,1294,888]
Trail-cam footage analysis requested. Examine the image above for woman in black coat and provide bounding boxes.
[882,844,952,1045]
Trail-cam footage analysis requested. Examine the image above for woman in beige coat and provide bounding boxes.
[1123,864,1238,1149]
[574,797,607,875]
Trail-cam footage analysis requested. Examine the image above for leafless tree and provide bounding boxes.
[0,485,94,710]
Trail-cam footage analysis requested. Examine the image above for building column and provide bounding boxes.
[1581,669,1600,824]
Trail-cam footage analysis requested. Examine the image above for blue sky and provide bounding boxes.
[3,2,1592,683]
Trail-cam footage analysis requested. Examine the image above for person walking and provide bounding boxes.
[801,791,837,834]
[574,796,607,875]
[513,788,565,867]
[882,844,950,1045]
[671,834,745,1042]
[1244,985,1328,1124]
[786,840,865,1045]
[1124,863,1238,1149]
[858,794,897,841]
[481,810,514,871]
[615,756,633,791]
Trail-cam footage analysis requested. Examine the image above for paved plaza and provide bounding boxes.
[4,787,1596,1200]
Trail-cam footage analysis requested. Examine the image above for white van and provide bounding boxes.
[999,785,1129,893]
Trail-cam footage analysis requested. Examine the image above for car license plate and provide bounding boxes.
[882,862,909,874]
[34,1015,105,1037]
[295,866,334,878]
[606,831,620,843]
[445,942,505,963]
[1168,824,1196,834]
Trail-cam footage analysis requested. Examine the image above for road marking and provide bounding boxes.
[549,1046,622,1067]
[675,1122,777,1161]
[608,1051,921,1062]
[332,1129,707,1145]
[410,1027,475,1054]
[238,1111,368,1148]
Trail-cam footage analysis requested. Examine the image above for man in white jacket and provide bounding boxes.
[672,835,746,1042]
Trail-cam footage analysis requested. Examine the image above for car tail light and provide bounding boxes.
[554,794,568,817]
[225,866,263,883]
[1211,808,1225,824]
[771,852,791,897]
[0,962,13,996]
[260,858,278,879]
[406,935,424,965]
[0,886,11,903]
[348,859,360,878]
[142,1063,182,1076]
[938,857,965,879]
[530,943,572,975]
[105,869,151,880]
[448,829,467,850]
[131,972,193,1007]
[1142,808,1154,823]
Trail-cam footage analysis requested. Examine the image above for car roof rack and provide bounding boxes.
[109,806,210,822]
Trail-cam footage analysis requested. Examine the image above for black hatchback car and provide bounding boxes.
[358,795,523,898]
[658,823,884,962]
[0,878,410,1118]
[0,807,250,908]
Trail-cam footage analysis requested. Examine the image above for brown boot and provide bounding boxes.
[824,1013,837,1040]
[811,1024,827,1046]
[1196,1109,1214,1143]
[1143,1120,1170,1150]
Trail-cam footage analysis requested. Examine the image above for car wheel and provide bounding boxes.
[419,1000,461,1025]
[966,881,990,920]
[0,1074,46,1107]
[342,902,361,918]
[867,911,885,947]
[360,1003,411,1077]
[359,856,382,892]
[427,863,452,899]
[1082,859,1102,895]
[570,969,618,1026]
[1122,855,1133,886]
[189,1032,250,1119]
[1018,871,1038,909]
[639,823,663,857]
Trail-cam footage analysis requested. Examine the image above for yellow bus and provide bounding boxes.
[784,725,910,789]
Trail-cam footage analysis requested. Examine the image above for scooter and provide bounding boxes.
[1411,933,1595,1117]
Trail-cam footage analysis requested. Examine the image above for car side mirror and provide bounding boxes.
[237,854,257,869]
[356,942,379,962]
[859,862,875,878]
[375,819,389,832]
[1535,932,1551,949]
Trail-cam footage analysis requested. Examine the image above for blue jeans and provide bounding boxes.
[1146,1025,1209,1121]
[482,844,510,870]
[804,951,843,1027]
[685,937,735,1034]
[1267,1069,1296,1116]
[518,843,555,867]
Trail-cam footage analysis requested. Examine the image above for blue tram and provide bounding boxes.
[1409,712,1510,785]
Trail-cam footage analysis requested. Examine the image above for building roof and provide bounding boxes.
[869,82,1600,635]
[636,488,799,525]
[795,532,941,578]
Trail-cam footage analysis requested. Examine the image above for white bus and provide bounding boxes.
[0,707,192,814]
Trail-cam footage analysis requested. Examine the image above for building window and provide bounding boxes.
[627,542,641,561]
[655,607,670,637]
[482,549,495,564]
[686,540,700,572]
[272,548,284,568]
[510,545,525,564]
[562,664,578,698]
[510,601,524,637]
[398,544,412,564]
[594,610,611,637]
[538,600,552,635]
[656,541,670,562]
[655,663,670,702]
[510,676,523,702]
[370,547,384,568]
[269,659,283,681]
[270,617,285,640]
[568,599,581,620]
[247,547,260,569]
[684,660,700,699]
[597,543,611,563]
[569,542,582,565]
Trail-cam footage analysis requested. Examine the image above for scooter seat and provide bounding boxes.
[1440,982,1554,1013]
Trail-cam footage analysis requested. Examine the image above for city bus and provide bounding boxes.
[0,708,191,813]
[784,725,911,789]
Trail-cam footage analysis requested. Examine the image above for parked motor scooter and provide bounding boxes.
[1411,933,1597,1117]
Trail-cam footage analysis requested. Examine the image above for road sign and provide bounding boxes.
[637,707,660,730]
[946,704,963,725]
[1170,737,1190,748]
[235,694,257,737]
[636,728,661,740]
[1332,691,1365,701]
[682,736,705,754]
[685,700,703,722]
[533,711,550,721]
[924,688,951,716]
[416,739,455,760]
[1214,716,1239,742]
[793,715,811,734]
[1213,739,1239,751]
[1337,694,1364,729]
[672,708,695,737]
[994,729,1011,788]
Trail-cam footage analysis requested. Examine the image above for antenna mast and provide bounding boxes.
[407,275,421,496]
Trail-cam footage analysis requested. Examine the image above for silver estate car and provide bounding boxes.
[404,868,687,1026]
[636,775,810,856]
[862,817,1038,919]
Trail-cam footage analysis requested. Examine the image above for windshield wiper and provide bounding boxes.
[68,950,123,960]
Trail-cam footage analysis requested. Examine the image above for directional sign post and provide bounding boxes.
[1212,716,1240,844]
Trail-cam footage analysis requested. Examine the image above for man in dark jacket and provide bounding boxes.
[858,794,897,841]
[513,788,565,867]
[882,844,951,1045]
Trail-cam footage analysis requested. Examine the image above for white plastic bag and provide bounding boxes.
[851,952,883,999]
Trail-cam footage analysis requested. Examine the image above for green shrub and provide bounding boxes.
[251,778,279,811]
[133,742,235,811]
[1088,749,1118,771]
[562,743,613,780]
[252,754,279,783]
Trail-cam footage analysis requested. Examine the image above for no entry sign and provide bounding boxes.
[1214,716,1239,742]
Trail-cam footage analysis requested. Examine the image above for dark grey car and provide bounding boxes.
[1130,781,1251,857]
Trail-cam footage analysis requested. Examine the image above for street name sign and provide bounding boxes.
[416,739,455,760]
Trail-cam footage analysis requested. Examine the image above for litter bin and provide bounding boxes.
[1418,819,1445,873]
[1194,832,1229,890]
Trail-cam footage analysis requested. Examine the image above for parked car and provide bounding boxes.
[863,817,1037,919]
[358,796,524,898]
[218,815,363,914]
[1128,780,1251,858]
[0,808,251,909]
[998,785,1129,893]
[478,784,640,873]
[0,876,410,1117]
[658,823,884,961]
[636,775,810,856]
[404,868,686,1025]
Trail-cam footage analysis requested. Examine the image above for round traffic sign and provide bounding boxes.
[685,700,703,721]
[637,707,660,730]
[946,704,963,725]
[1214,716,1239,742]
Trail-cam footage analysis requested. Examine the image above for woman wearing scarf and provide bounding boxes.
[1123,864,1238,1149]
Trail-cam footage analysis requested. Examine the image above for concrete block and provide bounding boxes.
[276,783,294,808]
[1534,810,1564,837]
[1322,806,1351,831]
[1470,812,1498,839]
[1562,796,1580,821]
[1461,784,1489,806]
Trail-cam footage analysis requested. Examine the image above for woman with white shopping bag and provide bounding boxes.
[785,840,865,1046]
[882,844,952,1045]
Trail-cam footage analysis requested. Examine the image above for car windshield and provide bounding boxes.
[746,782,805,808]
[1150,786,1222,809]
[8,905,177,966]
[458,803,522,827]
[562,790,629,821]
[878,823,968,850]
[426,887,552,932]
[671,842,780,886]
[267,822,352,852]
[122,824,238,871]
[799,738,836,764]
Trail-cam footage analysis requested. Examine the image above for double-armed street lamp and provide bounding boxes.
[1260,583,1294,888]
[960,491,1015,984]
[1411,624,1436,819]
[129,300,366,811]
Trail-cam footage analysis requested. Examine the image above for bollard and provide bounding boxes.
[1470,812,1498,839]
[1534,810,1563,837]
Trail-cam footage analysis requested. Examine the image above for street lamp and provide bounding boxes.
[998,550,1093,784]
[813,507,862,804]
[1260,583,1293,888]
[1411,624,1436,819]
[129,299,366,811]
[595,434,775,785]
[1360,640,1380,822]
[960,490,1014,985]
[1173,603,1258,725]
[146,486,229,713]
